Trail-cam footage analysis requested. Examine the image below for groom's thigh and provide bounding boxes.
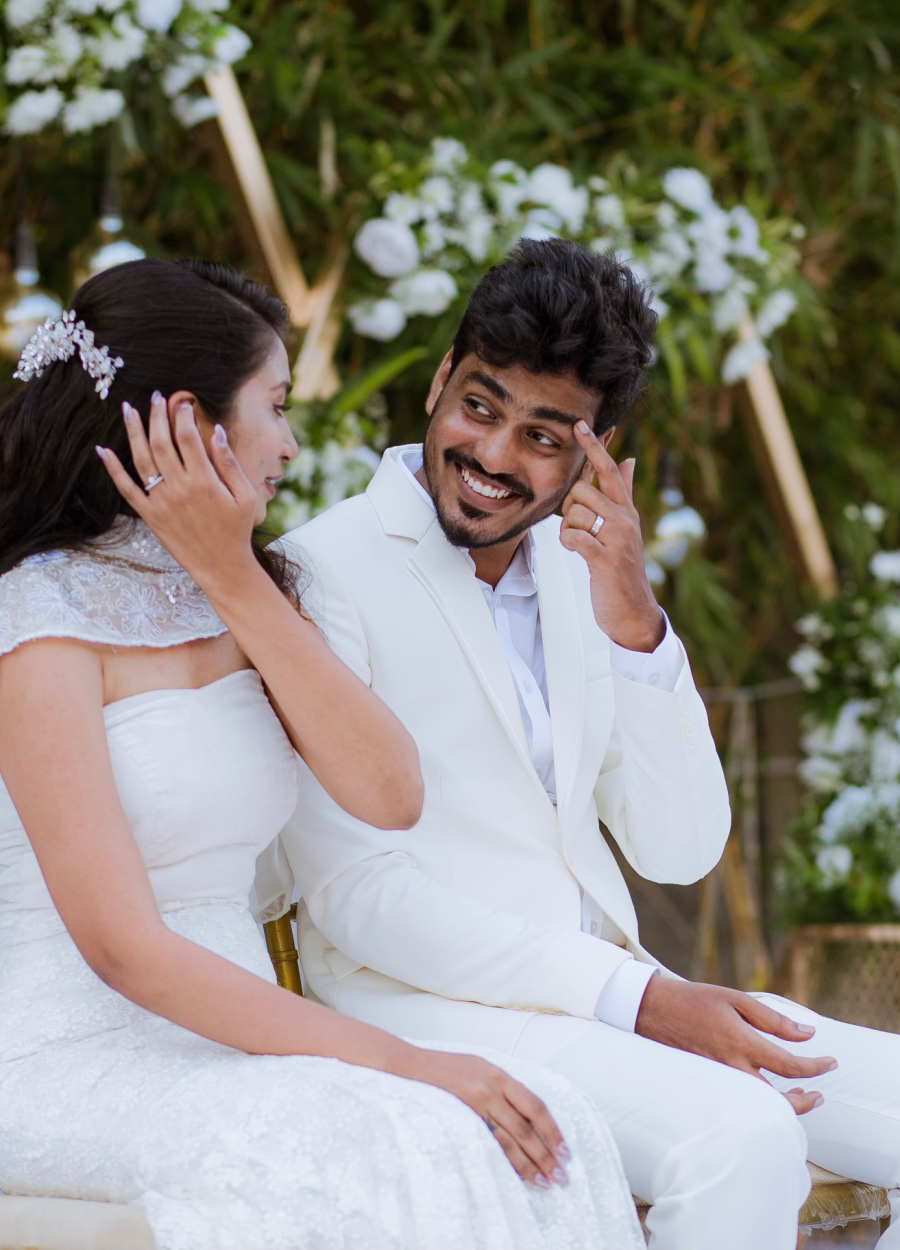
[513,1013,808,1207]
[753,992,900,1186]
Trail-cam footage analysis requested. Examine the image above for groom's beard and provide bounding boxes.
[422,425,580,551]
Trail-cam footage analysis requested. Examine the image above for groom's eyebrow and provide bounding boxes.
[465,369,579,427]
[531,405,579,427]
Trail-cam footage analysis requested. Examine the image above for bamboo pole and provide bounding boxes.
[738,313,838,599]
[204,65,314,328]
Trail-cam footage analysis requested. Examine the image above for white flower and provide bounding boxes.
[47,19,83,75]
[528,164,588,233]
[89,12,147,72]
[871,730,900,782]
[788,643,829,690]
[489,160,529,220]
[388,268,457,317]
[819,785,875,841]
[830,699,874,754]
[461,214,494,262]
[190,0,228,9]
[136,0,182,31]
[518,218,559,243]
[420,219,446,258]
[455,180,484,224]
[662,167,714,214]
[863,502,887,531]
[213,25,251,66]
[347,298,407,341]
[712,279,756,333]
[419,175,454,216]
[593,193,625,231]
[872,551,900,583]
[589,236,615,255]
[876,605,900,638]
[816,843,853,885]
[429,137,467,173]
[64,0,103,12]
[62,86,125,133]
[656,201,678,229]
[5,45,50,85]
[645,559,666,586]
[6,0,50,26]
[650,292,669,320]
[384,194,426,226]
[889,869,900,911]
[647,229,693,280]
[796,613,823,638]
[755,289,798,339]
[354,218,419,278]
[721,338,768,384]
[171,93,218,126]
[5,86,64,133]
[727,205,766,260]
[798,754,843,794]
[161,54,208,97]
[694,253,734,294]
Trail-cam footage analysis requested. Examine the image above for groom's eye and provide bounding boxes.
[464,397,493,419]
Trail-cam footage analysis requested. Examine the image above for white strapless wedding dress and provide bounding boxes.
[0,668,643,1250]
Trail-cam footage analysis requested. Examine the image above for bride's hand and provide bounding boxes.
[407,1050,570,1188]
[97,392,258,592]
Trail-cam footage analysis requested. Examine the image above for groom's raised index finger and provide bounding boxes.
[573,421,629,505]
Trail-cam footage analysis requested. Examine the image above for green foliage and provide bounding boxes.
[4,0,900,686]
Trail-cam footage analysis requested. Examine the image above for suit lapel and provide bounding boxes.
[533,523,586,825]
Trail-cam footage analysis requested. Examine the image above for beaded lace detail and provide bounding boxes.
[0,517,226,658]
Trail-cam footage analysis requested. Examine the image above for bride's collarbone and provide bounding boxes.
[100,634,253,707]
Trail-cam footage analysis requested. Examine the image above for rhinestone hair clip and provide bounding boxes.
[14,308,124,400]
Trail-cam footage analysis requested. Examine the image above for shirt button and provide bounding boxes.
[649,673,659,685]
[523,677,533,692]
[590,921,598,934]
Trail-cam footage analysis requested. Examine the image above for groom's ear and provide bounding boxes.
[425,349,454,418]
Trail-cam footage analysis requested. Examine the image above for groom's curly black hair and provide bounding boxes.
[449,238,658,433]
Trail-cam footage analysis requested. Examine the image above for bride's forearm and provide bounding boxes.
[201,557,423,830]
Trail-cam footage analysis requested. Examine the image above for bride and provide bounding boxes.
[0,258,642,1250]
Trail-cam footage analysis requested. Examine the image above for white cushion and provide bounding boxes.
[0,1196,153,1250]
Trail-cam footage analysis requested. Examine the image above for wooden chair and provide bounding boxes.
[0,906,891,1249]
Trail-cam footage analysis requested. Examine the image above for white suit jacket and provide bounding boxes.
[279,446,731,1024]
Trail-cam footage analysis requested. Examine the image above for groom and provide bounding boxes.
[280,239,900,1248]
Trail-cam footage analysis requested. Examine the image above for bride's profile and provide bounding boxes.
[0,257,642,1250]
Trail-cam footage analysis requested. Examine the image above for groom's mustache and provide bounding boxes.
[442,449,535,505]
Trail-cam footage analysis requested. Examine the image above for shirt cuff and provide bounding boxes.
[594,959,658,1032]
[608,612,682,693]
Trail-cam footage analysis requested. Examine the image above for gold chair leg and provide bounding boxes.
[263,907,303,996]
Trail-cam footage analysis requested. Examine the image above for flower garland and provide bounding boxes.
[347,138,806,387]
[781,506,900,922]
[1,0,251,135]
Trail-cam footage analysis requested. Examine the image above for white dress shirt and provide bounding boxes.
[398,447,681,1029]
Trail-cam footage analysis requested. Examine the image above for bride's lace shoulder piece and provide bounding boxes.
[0,518,227,659]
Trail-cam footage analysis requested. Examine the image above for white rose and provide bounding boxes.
[721,338,768,384]
[190,0,228,9]
[816,843,853,885]
[797,754,843,795]
[528,163,588,233]
[354,218,419,278]
[518,219,559,243]
[6,0,50,26]
[872,552,900,583]
[213,26,252,66]
[461,214,494,263]
[47,19,83,75]
[663,167,714,214]
[829,699,874,754]
[62,86,125,133]
[871,730,900,782]
[593,193,625,231]
[4,46,49,85]
[755,289,798,339]
[656,201,678,229]
[429,137,467,173]
[863,502,887,531]
[728,205,767,260]
[647,229,692,281]
[419,175,454,216]
[388,268,457,317]
[136,0,182,31]
[819,785,874,842]
[347,298,407,342]
[788,643,828,690]
[384,194,426,226]
[489,160,528,220]
[161,54,210,97]
[694,253,735,294]
[5,86,64,134]
[171,93,219,126]
[88,12,147,72]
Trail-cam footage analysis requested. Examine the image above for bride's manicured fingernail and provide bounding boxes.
[551,1167,568,1187]
[213,424,227,447]
[556,1142,571,1162]
[178,401,193,415]
[95,445,108,461]
[797,1023,815,1036]
[812,1094,824,1108]
[575,420,590,434]
[533,1174,551,1189]
[151,390,162,404]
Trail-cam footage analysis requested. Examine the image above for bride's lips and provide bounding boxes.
[265,476,281,499]
[454,462,519,512]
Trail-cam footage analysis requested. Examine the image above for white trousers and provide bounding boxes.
[326,973,900,1250]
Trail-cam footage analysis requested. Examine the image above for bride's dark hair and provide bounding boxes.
[0,257,297,590]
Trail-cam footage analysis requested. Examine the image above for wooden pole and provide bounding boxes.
[204,65,314,328]
[738,313,838,599]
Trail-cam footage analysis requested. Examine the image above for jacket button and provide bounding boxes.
[590,921,598,934]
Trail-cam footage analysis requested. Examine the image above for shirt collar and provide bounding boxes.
[396,445,536,593]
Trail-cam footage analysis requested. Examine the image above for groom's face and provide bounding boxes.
[422,350,612,549]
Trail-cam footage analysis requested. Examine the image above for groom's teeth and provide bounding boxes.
[460,465,512,499]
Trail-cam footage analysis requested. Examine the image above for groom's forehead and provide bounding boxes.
[451,354,601,424]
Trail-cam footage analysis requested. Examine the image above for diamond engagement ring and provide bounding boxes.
[144,474,165,493]
[589,514,604,536]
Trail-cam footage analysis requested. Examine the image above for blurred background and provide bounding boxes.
[4,1,900,1022]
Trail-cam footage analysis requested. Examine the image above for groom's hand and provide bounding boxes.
[560,421,664,653]
[635,978,836,1114]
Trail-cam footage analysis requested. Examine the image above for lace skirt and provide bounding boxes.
[0,902,643,1250]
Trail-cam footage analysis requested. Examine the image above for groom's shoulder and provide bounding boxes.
[281,493,378,561]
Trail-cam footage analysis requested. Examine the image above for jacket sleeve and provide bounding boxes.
[593,634,731,885]
[279,535,638,1019]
